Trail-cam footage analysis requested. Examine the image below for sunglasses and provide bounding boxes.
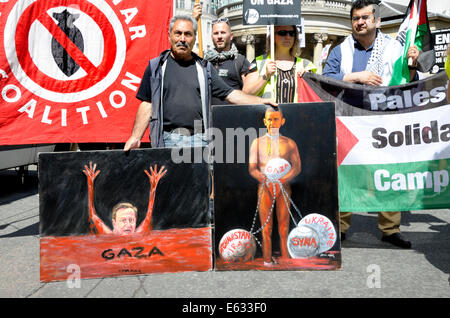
[212,17,229,25]
[276,30,296,37]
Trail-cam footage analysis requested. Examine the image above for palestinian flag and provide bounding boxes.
[299,72,450,212]
[389,0,434,86]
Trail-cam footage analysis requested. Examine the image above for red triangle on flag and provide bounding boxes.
[417,0,428,26]
[336,117,359,167]
[297,76,322,102]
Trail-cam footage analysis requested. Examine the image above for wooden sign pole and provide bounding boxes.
[195,0,204,58]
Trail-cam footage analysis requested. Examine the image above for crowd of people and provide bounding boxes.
[123,0,445,250]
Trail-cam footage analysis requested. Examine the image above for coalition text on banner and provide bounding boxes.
[0,0,172,145]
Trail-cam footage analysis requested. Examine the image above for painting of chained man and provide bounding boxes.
[39,148,211,281]
[212,103,341,271]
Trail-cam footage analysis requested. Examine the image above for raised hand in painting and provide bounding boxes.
[83,161,100,183]
[82,161,112,235]
[136,164,167,234]
[144,164,167,189]
[82,161,167,235]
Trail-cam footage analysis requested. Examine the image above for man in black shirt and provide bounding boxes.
[193,4,254,105]
[124,15,275,150]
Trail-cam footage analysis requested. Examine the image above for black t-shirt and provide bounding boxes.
[136,54,233,130]
[210,56,252,105]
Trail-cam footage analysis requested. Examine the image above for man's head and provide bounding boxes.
[211,18,232,52]
[350,0,381,41]
[263,107,285,136]
[169,15,197,60]
[112,202,138,235]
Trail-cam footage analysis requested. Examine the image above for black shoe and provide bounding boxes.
[341,232,346,241]
[381,233,411,249]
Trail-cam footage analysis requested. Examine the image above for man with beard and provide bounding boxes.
[323,0,418,249]
[124,15,275,149]
[193,4,255,105]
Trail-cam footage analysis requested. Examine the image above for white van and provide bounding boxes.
[0,144,56,171]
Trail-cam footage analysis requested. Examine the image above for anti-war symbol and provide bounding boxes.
[51,9,84,77]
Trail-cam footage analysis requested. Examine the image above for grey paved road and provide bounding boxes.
[0,166,449,301]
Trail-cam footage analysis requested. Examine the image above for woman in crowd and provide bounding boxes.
[243,25,317,103]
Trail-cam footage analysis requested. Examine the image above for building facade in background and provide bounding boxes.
[177,0,450,74]
[174,0,217,53]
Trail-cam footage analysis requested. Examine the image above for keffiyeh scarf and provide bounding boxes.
[204,43,239,63]
[340,30,392,77]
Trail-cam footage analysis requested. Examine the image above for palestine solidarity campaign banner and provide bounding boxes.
[300,72,450,212]
[0,0,172,145]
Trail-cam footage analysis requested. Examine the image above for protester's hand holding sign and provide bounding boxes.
[265,60,277,79]
[192,2,202,20]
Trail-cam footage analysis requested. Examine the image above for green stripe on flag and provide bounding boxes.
[338,159,450,212]
[414,23,428,50]
[389,29,414,86]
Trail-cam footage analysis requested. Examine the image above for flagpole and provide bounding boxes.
[408,0,420,66]
[270,25,275,101]
[195,0,204,58]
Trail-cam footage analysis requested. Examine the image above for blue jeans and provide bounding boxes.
[163,131,208,148]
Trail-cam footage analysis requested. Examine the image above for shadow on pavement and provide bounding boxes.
[0,168,38,204]
[0,168,40,238]
[0,222,39,238]
[341,211,450,282]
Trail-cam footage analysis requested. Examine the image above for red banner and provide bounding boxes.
[0,0,172,145]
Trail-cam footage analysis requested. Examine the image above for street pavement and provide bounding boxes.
[0,166,449,300]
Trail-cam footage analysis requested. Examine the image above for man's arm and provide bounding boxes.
[342,71,383,85]
[322,47,345,81]
[208,60,277,106]
[225,89,277,107]
[124,101,152,151]
[242,60,276,95]
[323,46,383,85]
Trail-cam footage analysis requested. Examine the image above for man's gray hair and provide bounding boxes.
[169,15,198,34]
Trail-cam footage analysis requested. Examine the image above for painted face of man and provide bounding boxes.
[351,5,380,39]
[264,110,285,136]
[112,208,137,235]
[170,19,196,60]
[212,22,232,52]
